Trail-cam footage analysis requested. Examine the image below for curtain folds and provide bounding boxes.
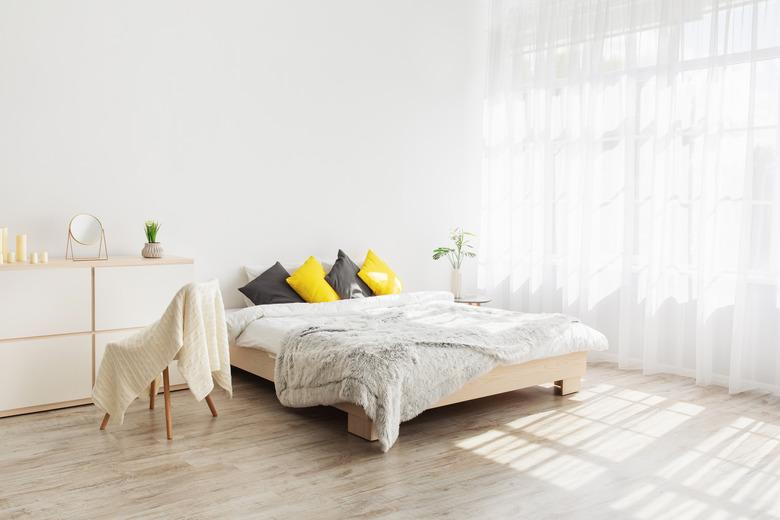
[481,0,780,394]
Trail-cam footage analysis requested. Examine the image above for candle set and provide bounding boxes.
[0,228,48,265]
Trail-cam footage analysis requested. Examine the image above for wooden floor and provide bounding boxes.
[2,363,780,520]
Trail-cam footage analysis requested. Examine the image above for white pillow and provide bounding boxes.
[241,260,334,307]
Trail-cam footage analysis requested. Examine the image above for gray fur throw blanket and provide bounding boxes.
[229,292,608,451]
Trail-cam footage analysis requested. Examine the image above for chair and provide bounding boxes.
[94,280,231,440]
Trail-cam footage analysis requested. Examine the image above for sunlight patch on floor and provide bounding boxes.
[455,429,505,451]
[518,451,606,490]
[752,478,780,514]
[652,497,715,520]
[667,402,705,416]
[609,483,657,510]
[455,425,607,489]
[625,408,694,437]
[455,379,780,517]
[576,427,655,461]
[505,410,557,430]
[631,490,679,519]
[567,396,652,424]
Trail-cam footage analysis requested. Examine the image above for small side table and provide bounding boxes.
[454,295,492,307]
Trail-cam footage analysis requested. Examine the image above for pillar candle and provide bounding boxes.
[42,251,49,264]
[16,235,27,263]
[0,228,7,259]
[31,252,39,264]
[0,251,4,264]
[7,251,15,263]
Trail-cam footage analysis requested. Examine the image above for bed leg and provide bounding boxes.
[555,377,581,396]
[347,412,378,442]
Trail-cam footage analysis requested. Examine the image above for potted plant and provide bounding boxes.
[142,220,164,258]
[432,227,476,298]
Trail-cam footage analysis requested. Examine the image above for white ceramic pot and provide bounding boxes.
[142,242,164,259]
[451,268,462,299]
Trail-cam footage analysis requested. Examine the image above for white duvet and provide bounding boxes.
[226,291,608,450]
[229,291,607,360]
[233,292,461,354]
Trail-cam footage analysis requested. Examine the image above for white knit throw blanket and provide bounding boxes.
[270,301,607,451]
[93,280,232,423]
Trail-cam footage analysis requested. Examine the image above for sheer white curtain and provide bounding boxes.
[481,0,780,393]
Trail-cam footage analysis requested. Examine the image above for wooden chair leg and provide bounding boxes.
[163,367,173,440]
[103,371,216,440]
[205,394,218,417]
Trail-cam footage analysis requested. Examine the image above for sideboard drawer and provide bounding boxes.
[0,268,91,340]
[0,334,92,412]
[94,330,187,387]
[94,264,194,331]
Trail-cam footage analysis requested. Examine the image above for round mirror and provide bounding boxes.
[69,214,103,245]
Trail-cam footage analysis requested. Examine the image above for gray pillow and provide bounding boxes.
[325,250,374,299]
[239,262,305,305]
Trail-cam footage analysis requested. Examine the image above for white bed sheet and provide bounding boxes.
[235,316,307,355]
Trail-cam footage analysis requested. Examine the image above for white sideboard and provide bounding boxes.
[0,256,194,417]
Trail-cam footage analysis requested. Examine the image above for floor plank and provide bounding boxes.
[2,363,780,519]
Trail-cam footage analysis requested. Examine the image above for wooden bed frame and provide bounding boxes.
[230,344,586,442]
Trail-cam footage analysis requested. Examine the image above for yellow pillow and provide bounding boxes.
[286,256,340,303]
[358,250,402,295]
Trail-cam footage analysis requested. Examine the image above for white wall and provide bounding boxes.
[0,0,488,307]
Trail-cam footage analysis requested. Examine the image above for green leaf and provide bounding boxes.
[432,246,455,261]
[144,220,161,243]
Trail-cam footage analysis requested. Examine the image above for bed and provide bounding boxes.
[227,291,607,450]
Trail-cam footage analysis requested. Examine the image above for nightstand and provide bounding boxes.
[454,295,491,307]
